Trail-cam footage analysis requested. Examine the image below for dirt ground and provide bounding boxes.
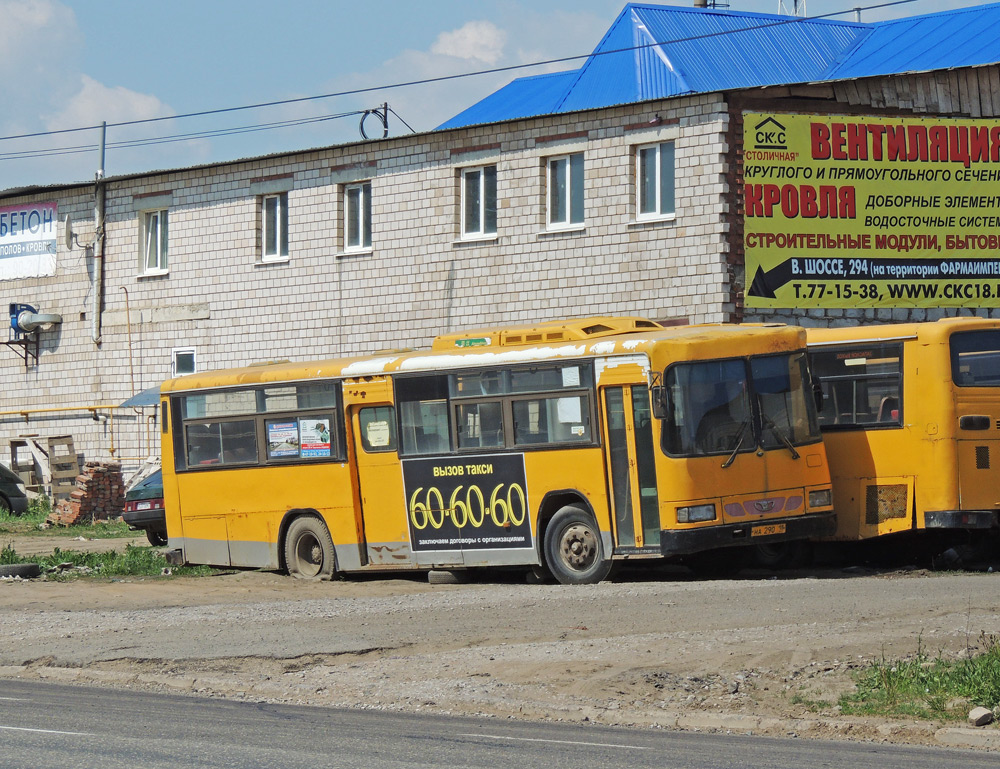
[2,534,1000,749]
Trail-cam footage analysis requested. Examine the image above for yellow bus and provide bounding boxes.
[807,318,1000,545]
[160,317,834,584]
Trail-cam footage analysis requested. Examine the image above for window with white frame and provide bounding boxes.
[172,347,196,377]
[637,141,675,219]
[461,165,497,238]
[141,209,168,273]
[344,182,372,251]
[261,192,289,260]
[547,153,584,228]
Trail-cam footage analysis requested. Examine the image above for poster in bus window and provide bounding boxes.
[300,417,332,457]
[266,420,300,458]
[401,453,532,551]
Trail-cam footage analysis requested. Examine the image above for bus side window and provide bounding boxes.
[877,396,899,423]
[456,401,504,449]
[359,406,397,452]
[397,375,452,456]
[400,399,450,455]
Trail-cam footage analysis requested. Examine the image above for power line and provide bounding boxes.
[0,0,917,161]
[0,111,366,163]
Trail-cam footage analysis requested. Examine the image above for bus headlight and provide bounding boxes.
[809,489,832,509]
[677,504,716,523]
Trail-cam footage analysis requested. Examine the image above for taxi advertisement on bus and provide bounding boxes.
[743,112,1000,309]
[401,453,532,552]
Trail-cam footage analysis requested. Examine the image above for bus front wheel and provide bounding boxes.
[284,516,336,581]
[544,506,612,585]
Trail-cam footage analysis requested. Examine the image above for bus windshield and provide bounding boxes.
[660,352,819,457]
[951,330,1000,386]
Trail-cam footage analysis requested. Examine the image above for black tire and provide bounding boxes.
[0,563,42,579]
[0,494,12,517]
[543,505,612,585]
[146,529,168,547]
[526,563,554,584]
[284,515,336,580]
[752,541,812,570]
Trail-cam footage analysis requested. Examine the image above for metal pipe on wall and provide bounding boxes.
[92,121,106,345]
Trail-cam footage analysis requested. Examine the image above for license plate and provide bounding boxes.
[751,523,786,537]
[137,502,151,510]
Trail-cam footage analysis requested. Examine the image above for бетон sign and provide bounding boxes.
[0,202,57,280]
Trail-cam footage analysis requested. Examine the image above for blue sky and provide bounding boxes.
[0,0,986,190]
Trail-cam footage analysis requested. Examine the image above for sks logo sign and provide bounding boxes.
[753,116,788,150]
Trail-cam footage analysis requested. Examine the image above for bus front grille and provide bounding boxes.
[865,484,908,525]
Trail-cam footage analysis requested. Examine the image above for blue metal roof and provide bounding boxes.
[438,70,579,130]
[823,3,1000,80]
[437,2,1000,131]
[557,4,867,113]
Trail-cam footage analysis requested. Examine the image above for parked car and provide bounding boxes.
[123,469,167,546]
[0,463,29,516]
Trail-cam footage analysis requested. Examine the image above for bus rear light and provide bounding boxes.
[960,415,991,430]
[677,504,716,523]
[808,489,832,509]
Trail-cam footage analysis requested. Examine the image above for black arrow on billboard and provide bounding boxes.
[747,259,794,299]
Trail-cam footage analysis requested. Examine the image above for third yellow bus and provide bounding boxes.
[807,317,1000,543]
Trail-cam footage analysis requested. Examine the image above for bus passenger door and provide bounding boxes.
[344,379,413,567]
[601,385,660,551]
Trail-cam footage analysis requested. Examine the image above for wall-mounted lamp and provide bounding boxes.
[649,115,662,126]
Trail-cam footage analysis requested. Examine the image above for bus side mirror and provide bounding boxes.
[650,385,669,420]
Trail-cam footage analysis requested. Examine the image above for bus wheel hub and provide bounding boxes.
[561,524,596,568]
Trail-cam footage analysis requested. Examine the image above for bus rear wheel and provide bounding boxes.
[284,516,336,580]
[544,505,612,585]
[752,541,812,570]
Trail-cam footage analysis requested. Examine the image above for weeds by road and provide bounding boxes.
[840,633,1000,720]
[1,542,214,579]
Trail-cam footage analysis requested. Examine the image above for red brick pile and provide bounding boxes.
[47,462,125,527]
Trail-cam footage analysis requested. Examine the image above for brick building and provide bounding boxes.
[2,2,999,467]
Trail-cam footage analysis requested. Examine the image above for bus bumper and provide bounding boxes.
[659,512,837,556]
[924,510,997,529]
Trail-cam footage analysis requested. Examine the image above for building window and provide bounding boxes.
[461,165,497,238]
[262,192,289,260]
[637,141,675,219]
[547,153,584,228]
[141,209,168,273]
[172,348,196,377]
[344,182,372,252]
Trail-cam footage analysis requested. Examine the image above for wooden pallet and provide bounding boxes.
[8,435,81,501]
[48,436,80,503]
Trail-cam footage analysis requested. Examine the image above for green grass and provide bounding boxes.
[1,542,214,579]
[0,494,135,539]
[789,692,836,712]
[840,634,1000,720]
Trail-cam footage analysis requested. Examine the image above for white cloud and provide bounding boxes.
[430,20,506,65]
[44,75,173,130]
[0,0,72,65]
[317,7,610,140]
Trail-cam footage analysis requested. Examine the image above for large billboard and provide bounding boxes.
[0,202,57,280]
[743,113,1000,308]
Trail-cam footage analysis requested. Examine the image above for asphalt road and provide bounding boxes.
[0,680,996,769]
